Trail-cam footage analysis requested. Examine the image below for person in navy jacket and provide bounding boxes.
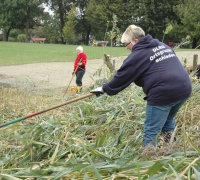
[91,25,192,146]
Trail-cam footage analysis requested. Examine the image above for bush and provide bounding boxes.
[17,34,26,42]
[8,37,15,42]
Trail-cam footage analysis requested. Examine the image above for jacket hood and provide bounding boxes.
[133,34,159,51]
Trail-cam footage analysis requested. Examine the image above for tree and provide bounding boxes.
[44,0,74,44]
[0,0,187,45]
[74,0,91,45]
[131,0,180,40]
[44,0,91,45]
[106,14,122,46]
[41,12,61,43]
[0,0,44,42]
[62,4,78,44]
[86,0,128,41]
[174,0,200,48]
[23,0,44,42]
[85,0,108,40]
[0,0,24,41]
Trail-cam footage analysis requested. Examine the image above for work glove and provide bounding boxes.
[72,71,75,75]
[78,62,82,66]
[90,87,104,97]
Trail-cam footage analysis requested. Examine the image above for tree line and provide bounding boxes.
[0,0,199,48]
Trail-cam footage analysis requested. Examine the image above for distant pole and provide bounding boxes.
[193,54,198,71]
[113,60,115,73]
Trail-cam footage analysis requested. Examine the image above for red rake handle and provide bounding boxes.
[0,93,94,128]
[63,73,76,97]
[63,66,79,97]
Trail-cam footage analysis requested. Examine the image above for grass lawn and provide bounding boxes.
[0,41,198,66]
[1,41,199,66]
[0,42,130,66]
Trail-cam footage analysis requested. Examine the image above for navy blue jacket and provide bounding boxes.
[103,35,192,106]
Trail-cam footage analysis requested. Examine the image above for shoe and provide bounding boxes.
[76,86,82,94]
[162,131,176,143]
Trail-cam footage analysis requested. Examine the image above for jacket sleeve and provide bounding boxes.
[103,58,142,95]
[74,56,80,71]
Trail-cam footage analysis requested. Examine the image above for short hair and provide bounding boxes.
[121,25,145,43]
[76,46,83,52]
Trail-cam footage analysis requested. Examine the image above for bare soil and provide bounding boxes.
[0,57,125,91]
[0,51,199,91]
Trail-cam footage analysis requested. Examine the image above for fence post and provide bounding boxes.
[113,60,115,73]
[193,54,198,71]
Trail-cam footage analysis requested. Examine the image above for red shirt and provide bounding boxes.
[73,52,87,71]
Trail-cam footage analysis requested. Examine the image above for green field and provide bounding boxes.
[1,41,198,66]
[0,42,130,66]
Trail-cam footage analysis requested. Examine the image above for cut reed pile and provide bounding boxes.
[0,76,200,179]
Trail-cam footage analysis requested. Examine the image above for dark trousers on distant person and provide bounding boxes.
[75,69,85,93]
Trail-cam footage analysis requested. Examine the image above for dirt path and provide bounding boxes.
[0,51,199,90]
[0,57,125,90]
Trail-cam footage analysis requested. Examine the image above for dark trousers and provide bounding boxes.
[76,69,85,86]
[197,71,200,79]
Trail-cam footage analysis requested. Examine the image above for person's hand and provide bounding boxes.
[90,87,104,97]
[78,62,82,66]
[72,71,75,75]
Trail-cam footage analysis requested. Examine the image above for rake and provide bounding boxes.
[0,93,94,128]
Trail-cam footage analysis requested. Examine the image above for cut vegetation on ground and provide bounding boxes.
[0,43,200,179]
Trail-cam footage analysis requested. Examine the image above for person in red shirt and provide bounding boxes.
[72,46,87,93]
